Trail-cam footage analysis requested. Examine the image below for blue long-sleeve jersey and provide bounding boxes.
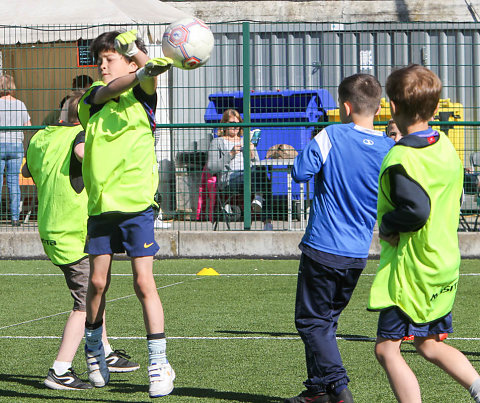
[292,122,394,258]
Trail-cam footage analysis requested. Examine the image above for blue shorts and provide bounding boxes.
[85,207,159,257]
[377,306,453,339]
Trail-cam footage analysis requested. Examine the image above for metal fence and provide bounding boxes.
[1,21,479,232]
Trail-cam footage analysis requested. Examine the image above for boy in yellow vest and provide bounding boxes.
[368,64,480,402]
[78,30,174,397]
[23,91,139,391]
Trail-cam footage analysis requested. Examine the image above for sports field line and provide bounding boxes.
[2,335,480,341]
[0,279,189,331]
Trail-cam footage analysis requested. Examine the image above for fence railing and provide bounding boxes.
[0,21,479,231]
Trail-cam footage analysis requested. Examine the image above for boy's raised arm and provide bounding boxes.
[92,30,172,104]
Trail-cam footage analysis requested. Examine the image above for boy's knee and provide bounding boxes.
[414,337,439,360]
[374,342,388,364]
[133,277,156,297]
[374,339,401,365]
[89,275,108,293]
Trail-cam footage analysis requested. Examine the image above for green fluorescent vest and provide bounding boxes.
[79,82,158,216]
[368,133,463,324]
[27,125,87,266]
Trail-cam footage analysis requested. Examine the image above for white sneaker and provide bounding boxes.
[154,211,172,229]
[222,203,233,215]
[251,195,264,213]
[85,345,110,387]
[148,362,175,398]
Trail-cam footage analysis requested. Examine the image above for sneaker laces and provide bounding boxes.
[111,349,131,359]
[73,367,88,376]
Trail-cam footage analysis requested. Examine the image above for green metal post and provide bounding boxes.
[242,21,252,230]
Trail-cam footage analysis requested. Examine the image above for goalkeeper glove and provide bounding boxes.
[114,29,139,57]
[135,57,173,81]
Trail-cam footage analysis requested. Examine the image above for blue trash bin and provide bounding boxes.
[204,89,337,200]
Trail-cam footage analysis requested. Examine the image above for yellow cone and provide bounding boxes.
[197,267,220,276]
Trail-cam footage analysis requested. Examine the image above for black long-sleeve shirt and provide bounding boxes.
[379,134,436,236]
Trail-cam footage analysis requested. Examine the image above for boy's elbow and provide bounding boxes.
[291,169,309,183]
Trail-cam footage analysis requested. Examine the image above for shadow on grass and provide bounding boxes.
[216,329,297,337]
[0,374,151,402]
[216,330,375,342]
[173,386,281,402]
[402,346,480,362]
[0,374,282,402]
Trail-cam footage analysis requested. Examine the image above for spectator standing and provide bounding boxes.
[0,74,31,226]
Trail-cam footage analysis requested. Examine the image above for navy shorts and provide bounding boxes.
[377,306,453,339]
[85,207,159,257]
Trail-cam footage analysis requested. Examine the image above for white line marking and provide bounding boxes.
[0,280,186,331]
[1,335,480,341]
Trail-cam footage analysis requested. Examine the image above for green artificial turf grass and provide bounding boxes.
[0,259,479,402]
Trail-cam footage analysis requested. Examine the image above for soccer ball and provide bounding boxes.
[162,17,214,70]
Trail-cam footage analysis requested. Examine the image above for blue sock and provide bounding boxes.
[147,335,167,365]
[85,324,103,352]
[334,384,347,395]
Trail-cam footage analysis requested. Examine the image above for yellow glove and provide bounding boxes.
[136,57,174,81]
[114,29,139,57]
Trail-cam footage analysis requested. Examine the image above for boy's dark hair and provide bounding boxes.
[72,75,93,89]
[90,30,147,63]
[338,73,382,116]
[386,64,442,123]
[66,90,85,124]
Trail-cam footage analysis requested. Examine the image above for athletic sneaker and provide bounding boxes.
[251,195,264,213]
[329,387,354,403]
[148,362,175,398]
[85,345,110,387]
[44,367,93,390]
[284,390,331,403]
[154,211,172,229]
[106,349,140,373]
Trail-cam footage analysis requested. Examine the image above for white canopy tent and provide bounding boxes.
[0,0,190,44]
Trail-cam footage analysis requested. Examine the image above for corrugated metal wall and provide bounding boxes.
[170,21,480,148]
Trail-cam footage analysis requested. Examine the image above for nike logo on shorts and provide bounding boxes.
[144,242,154,248]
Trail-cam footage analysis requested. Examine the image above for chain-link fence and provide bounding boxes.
[1,21,479,231]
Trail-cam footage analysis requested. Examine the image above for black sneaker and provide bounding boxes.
[284,390,331,403]
[44,368,93,390]
[329,387,354,403]
[105,349,140,373]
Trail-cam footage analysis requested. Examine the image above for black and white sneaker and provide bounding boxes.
[44,368,93,390]
[106,349,140,373]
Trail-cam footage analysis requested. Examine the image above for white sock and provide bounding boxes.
[103,343,113,356]
[469,377,480,402]
[147,338,167,365]
[52,361,72,375]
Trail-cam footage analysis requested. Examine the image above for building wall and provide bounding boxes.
[164,1,480,23]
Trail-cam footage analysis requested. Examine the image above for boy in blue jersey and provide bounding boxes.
[78,29,175,398]
[285,74,394,403]
[368,65,480,403]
